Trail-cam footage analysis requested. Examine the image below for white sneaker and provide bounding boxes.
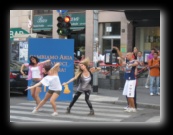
[145,85,149,88]
[32,109,38,114]
[124,108,137,112]
[157,92,160,96]
[51,112,58,116]
[150,93,154,96]
[124,108,132,112]
[123,106,129,110]
[131,108,137,112]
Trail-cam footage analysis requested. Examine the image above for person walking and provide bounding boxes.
[25,63,62,116]
[62,57,101,116]
[20,56,50,108]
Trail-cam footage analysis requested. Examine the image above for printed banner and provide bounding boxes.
[27,38,74,101]
[19,41,28,63]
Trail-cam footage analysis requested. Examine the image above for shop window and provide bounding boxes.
[103,22,120,36]
[135,27,160,53]
[68,33,85,60]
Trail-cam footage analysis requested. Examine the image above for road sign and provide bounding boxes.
[56,10,68,14]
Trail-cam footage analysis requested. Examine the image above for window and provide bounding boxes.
[68,33,85,59]
[135,27,160,53]
[103,22,120,36]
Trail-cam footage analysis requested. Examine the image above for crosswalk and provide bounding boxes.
[10,100,144,123]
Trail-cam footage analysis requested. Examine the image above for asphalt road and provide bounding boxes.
[10,93,160,123]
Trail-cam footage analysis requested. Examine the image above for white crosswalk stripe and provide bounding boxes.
[10,100,144,122]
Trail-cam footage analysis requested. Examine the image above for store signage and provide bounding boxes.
[68,13,85,27]
[33,15,52,31]
[10,28,29,40]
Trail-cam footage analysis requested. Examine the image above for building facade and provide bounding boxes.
[10,10,160,62]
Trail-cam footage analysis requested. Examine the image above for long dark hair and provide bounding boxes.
[29,56,40,66]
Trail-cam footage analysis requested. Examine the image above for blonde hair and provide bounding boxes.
[74,57,90,79]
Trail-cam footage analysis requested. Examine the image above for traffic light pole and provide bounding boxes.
[93,10,99,93]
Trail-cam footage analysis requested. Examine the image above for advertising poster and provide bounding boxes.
[19,41,28,63]
[27,38,74,101]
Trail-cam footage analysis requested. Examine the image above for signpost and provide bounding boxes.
[56,10,68,14]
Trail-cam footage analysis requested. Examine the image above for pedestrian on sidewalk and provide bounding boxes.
[25,63,62,116]
[119,52,138,112]
[145,48,156,88]
[20,56,51,109]
[62,57,101,115]
[148,51,160,96]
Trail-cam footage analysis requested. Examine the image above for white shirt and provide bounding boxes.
[31,66,41,78]
[41,76,62,91]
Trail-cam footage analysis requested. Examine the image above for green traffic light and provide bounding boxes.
[57,28,71,36]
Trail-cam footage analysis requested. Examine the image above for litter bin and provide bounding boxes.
[110,71,120,90]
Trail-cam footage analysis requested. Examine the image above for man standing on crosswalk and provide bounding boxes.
[120,52,138,112]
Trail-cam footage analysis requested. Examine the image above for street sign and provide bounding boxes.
[56,10,68,14]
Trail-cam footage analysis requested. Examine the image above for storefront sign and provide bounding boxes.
[68,13,85,27]
[33,15,52,31]
[10,28,29,41]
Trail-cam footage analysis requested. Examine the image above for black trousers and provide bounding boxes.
[126,86,137,109]
[69,91,93,110]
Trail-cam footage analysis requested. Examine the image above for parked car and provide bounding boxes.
[10,60,28,95]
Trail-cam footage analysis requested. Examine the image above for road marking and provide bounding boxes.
[10,106,130,118]
[10,110,122,122]
[10,115,72,122]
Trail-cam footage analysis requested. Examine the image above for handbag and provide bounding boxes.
[63,84,71,94]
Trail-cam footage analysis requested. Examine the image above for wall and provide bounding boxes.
[10,10,31,33]
[99,11,128,56]
[85,10,94,61]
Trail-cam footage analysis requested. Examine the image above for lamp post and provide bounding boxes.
[93,10,99,93]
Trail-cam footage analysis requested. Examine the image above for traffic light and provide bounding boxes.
[57,16,71,36]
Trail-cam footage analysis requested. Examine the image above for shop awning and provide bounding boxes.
[70,27,85,31]
[10,28,29,41]
[124,10,160,27]
[32,28,52,32]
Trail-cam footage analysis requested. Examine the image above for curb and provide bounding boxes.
[114,100,160,110]
[73,90,160,110]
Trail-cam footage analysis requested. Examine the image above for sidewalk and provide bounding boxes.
[73,86,160,109]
